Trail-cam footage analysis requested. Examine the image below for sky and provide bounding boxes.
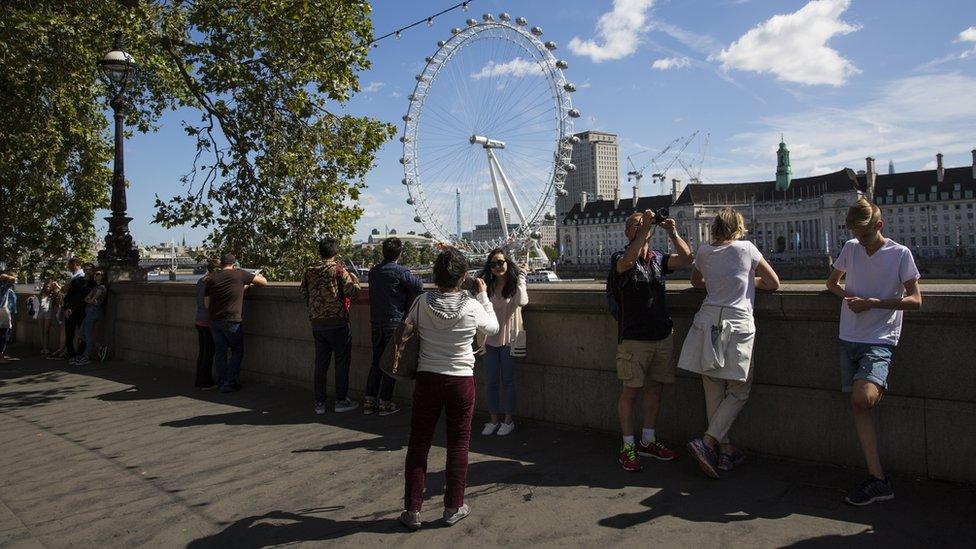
[116,0,976,246]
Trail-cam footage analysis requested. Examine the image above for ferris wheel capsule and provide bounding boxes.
[556,188,569,197]
[466,18,477,26]
[544,41,557,50]
[568,109,581,118]
[402,178,409,185]
[565,163,576,172]
[556,60,568,69]
[570,135,581,144]
[515,17,528,26]
[406,198,415,205]
[544,212,556,221]
[499,13,511,22]
[437,40,446,47]
[531,27,543,36]
[563,83,576,92]
[413,216,422,223]
[452,27,461,35]
[482,13,494,22]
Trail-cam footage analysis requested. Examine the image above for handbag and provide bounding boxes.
[0,290,11,330]
[379,295,422,382]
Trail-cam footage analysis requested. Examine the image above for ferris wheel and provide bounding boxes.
[400,11,579,258]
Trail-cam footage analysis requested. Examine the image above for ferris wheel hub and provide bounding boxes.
[469,135,506,149]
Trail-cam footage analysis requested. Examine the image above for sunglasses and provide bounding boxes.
[489,260,506,268]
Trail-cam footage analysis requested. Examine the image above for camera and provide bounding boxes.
[650,207,670,224]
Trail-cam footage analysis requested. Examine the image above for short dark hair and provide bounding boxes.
[67,258,81,267]
[220,253,237,266]
[382,237,403,262]
[433,247,468,289]
[318,236,338,259]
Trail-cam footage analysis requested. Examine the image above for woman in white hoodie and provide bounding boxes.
[678,208,780,479]
[400,248,499,531]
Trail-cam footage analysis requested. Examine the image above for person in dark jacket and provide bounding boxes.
[62,259,91,360]
[363,237,424,416]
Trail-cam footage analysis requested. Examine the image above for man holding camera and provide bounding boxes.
[610,209,693,471]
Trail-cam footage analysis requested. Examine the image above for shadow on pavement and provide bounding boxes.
[186,507,407,548]
[4,348,976,546]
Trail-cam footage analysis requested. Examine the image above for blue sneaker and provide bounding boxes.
[845,476,894,506]
[687,437,720,479]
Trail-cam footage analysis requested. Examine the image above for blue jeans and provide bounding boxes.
[484,345,517,415]
[839,340,893,392]
[313,325,351,403]
[82,307,101,359]
[211,320,244,387]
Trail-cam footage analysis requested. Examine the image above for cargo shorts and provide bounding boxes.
[616,333,676,388]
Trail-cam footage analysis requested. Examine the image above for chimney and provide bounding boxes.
[971,149,975,179]
[613,186,620,210]
[865,157,876,199]
[671,178,681,202]
[936,153,945,183]
[580,191,588,211]
[632,185,639,206]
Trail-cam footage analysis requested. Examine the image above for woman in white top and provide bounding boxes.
[477,249,528,436]
[401,248,498,531]
[678,207,780,479]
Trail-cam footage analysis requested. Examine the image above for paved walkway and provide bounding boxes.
[1,350,974,548]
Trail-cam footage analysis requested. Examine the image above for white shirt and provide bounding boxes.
[833,238,920,346]
[417,291,499,376]
[694,240,764,313]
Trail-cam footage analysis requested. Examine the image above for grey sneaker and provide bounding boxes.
[334,398,359,413]
[398,510,421,531]
[314,402,327,415]
[845,476,894,506]
[378,400,401,416]
[443,503,470,526]
[687,437,720,479]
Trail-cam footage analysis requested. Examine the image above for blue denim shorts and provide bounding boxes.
[839,340,894,392]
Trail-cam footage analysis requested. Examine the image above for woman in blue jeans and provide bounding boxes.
[71,269,107,366]
[477,249,528,436]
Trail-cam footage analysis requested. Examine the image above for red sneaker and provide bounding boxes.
[638,439,677,461]
[618,443,643,472]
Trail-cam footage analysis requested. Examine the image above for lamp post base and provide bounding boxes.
[102,265,147,283]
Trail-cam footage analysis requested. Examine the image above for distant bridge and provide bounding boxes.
[139,257,202,269]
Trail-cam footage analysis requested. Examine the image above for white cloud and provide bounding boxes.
[958,26,976,58]
[364,81,385,93]
[568,0,654,62]
[470,57,545,80]
[390,91,402,98]
[713,73,976,182]
[652,21,723,57]
[718,0,861,86]
[651,56,691,70]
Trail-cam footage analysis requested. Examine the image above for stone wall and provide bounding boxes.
[14,282,976,483]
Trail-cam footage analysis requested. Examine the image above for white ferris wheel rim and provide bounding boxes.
[400,13,578,253]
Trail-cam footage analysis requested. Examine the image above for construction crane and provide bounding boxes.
[625,131,700,196]
[677,132,710,184]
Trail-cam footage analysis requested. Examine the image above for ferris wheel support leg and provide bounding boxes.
[488,151,529,226]
[486,149,510,240]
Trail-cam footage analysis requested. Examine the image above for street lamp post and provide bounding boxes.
[96,33,142,277]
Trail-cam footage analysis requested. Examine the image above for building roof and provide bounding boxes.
[672,165,976,206]
[562,194,674,223]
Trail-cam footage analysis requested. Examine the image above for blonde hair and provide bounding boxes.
[710,207,747,242]
[845,197,881,230]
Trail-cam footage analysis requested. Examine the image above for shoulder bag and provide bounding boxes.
[379,295,422,382]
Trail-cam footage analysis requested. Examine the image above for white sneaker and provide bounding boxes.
[497,422,516,436]
[443,503,470,526]
[399,510,421,531]
[481,422,499,436]
[334,399,359,413]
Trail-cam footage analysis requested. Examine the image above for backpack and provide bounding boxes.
[334,264,352,313]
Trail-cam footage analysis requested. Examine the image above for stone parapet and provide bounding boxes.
[14,282,976,483]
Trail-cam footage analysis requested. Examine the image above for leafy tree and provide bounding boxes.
[1,1,395,281]
[543,245,558,262]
